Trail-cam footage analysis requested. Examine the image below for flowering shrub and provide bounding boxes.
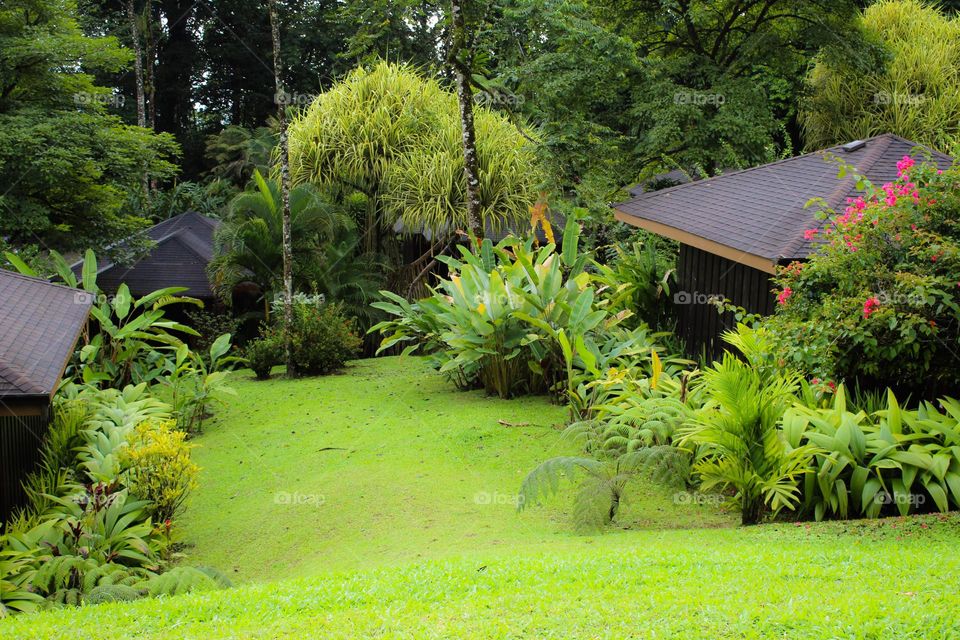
[766,156,960,396]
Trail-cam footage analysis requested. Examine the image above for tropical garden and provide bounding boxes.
[1,0,960,637]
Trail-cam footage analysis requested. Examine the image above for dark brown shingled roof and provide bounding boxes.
[73,211,221,298]
[614,134,954,272]
[0,270,91,398]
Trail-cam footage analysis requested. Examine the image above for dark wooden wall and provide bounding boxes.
[675,244,776,363]
[0,408,50,522]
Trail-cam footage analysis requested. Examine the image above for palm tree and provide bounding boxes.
[209,170,352,317]
[677,355,814,525]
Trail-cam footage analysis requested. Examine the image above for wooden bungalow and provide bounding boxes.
[0,270,92,520]
[613,134,954,360]
[73,211,221,303]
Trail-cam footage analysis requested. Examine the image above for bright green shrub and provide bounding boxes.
[372,217,652,399]
[766,157,960,397]
[244,336,282,380]
[678,354,816,525]
[284,301,362,375]
[784,387,960,520]
[122,420,200,523]
[0,384,223,616]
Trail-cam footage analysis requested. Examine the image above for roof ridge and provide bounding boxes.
[0,267,88,295]
[161,230,211,263]
[614,136,899,207]
[70,211,220,273]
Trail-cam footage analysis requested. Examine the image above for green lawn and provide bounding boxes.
[174,356,731,582]
[3,356,960,639]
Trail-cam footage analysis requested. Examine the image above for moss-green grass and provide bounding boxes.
[173,356,730,582]
[4,356,960,638]
[5,516,960,638]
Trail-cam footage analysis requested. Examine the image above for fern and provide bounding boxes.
[84,584,143,605]
[142,566,221,597]
[518,447,692,532]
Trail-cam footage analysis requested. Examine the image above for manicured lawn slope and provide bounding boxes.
[174,356,730,581]
[4,516,960,639]
[4,356,960,638]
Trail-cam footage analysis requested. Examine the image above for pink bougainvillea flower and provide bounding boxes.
[896,155,915,177]
[803,228,818,240]
[863,296,880,319]
[777,287,793,305]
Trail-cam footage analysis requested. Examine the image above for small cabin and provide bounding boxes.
[613,134,954,360]
[0,270,92,520]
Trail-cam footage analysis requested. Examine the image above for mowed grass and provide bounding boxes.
[4,516,960,638]
[172,356,730,582]
[4,356,960,638]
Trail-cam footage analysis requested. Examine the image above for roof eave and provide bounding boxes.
[613,209,779,275]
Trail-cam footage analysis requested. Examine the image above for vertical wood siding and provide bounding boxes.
[0,410,50,522]
[676,244,776,363]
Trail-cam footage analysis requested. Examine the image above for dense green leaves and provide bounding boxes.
[0,0,178,253]
[288,61,542,250]
[802,0,960,151]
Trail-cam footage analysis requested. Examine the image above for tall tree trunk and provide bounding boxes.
[269,0,295,377]
[144,2,157,191]
[145,2,157,131]
[449,0,483,239]
[126,0,149,196]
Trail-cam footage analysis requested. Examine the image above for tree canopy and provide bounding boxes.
[287,61,543,251]
[802,0,960,152]
[0,0,177,253]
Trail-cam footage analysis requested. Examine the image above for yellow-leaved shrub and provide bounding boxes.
[122,420,199,523]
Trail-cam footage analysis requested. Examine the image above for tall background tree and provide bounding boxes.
[0,0,177,253]
[268,0,296,375]
[802,0,960,152]
[449,0,484,238]
[287,62,542,258]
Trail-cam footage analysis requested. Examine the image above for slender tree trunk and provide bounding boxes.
[145,2,157,131]
[449,0,483,239]
[269,0,295,377]
[144,2,157,192]
[126,0,149,196]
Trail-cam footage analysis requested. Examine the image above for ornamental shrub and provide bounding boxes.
[122,419,199,523]
[285,301,362,376]
[765,156,960,397]
[244,335,281,380]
